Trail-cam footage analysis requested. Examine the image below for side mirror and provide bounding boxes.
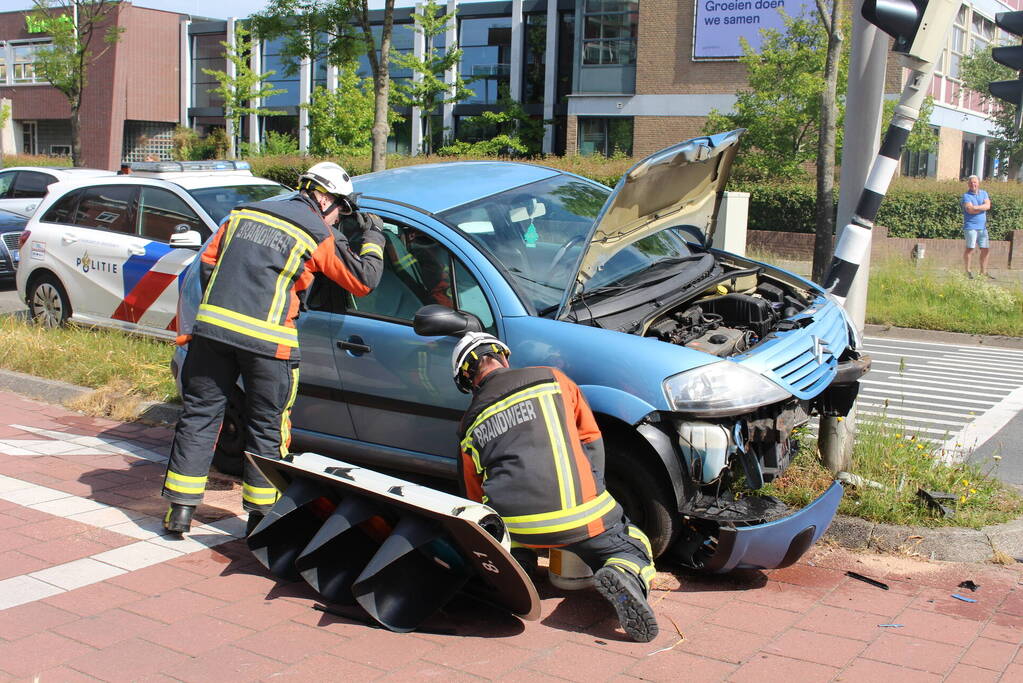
[170,229,202,250]
[413,304,483,337]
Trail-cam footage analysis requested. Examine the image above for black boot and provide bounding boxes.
[246,511,265,536]
[164,503,195,534]
[594,566,659,643]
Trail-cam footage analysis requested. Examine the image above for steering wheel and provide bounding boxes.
[545,235,586,282]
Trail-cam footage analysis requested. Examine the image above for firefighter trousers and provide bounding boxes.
[565,518,656,594]
[162,335,300,513]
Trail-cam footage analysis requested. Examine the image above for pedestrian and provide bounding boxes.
[117,163,131,175]
[452,333,659,642]
[161,162,386,535]
[961,174,993,279]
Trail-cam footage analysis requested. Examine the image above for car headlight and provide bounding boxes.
[663,362,791,417]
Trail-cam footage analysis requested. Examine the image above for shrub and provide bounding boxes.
[0,154,73,168]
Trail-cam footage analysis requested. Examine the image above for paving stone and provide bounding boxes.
[21,536,116,565]
[860,632,963,674]
[837,658,942,682]
[981,611,1023,644]
[141,614,254,656]
[795,605,890,642]
[676,622,772,665]
[234,621,349,664]
[53,608,165,649]
[65,637,190,682]
[0,600,79,640]
[729,653,838,683]
[523,641,638,683]
[892,608,985,646]
[91,539,184,571]
[42,581,145,617]
[268,653,384,682]
[0,550,52,582]
[944,663,1004,683]
[329,627,441,669]
[29,557,127,590]
[706,600,801,637]
[121,587,229,624]
[0,631,96,678]
[166,644,283,683]
[422,638,538,678]
[624,647,736,682]
[106,562,204,594]
[959,637,1019,671]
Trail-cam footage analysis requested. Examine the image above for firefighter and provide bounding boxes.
[162,162,385,535]
[453,333,659,643]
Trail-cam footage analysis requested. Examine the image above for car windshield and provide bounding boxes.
[438,174,695,313]
[187,184,292,224]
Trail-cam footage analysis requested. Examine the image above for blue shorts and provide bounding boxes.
[964,228,989,249]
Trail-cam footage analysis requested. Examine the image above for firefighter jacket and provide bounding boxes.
[193,195,385,360]
[458,366,623,548]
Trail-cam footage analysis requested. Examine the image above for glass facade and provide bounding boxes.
[262,37,301,108]
[460,16,511,104]
[581,0,638,66]
[522,14,546,105]
[0,40,51,85]
[578,117,633,157]
[191,33,227,108]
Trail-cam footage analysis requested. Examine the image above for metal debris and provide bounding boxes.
[877,624,903,628]
[916,489,956,518]
[846,571,889,590]
[951,594,977,603]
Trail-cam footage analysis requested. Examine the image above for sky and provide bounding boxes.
[4,1,418,20]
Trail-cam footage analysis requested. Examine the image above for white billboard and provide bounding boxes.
[694,0,816,59]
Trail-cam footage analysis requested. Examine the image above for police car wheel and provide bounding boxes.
[605,437,679,558]
[212,389,245,476]
[27,274,70,328]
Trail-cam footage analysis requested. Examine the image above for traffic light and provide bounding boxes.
[989,12,1023,119]
[861,0,956,62]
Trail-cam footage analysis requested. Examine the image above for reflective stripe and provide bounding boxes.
[396,252,417,270]
[269,240,310,325]
[539,393,575,509]
[196,305,299,347]
[464,383,559,437]
[243,483,280,505]
[165,470,207,495]
[628,525,653,559]
[279,366,300,457]
[605,557,641,575]
[360,242,384,258]
[504,490,616,535]
[233,209,318,253]
[203,215,243,298]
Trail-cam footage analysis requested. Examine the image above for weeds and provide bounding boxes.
[766,415,1023,528]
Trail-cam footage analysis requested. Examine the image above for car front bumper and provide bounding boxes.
[700,481,843,573]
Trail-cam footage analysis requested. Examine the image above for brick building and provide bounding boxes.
[0,3,189,170]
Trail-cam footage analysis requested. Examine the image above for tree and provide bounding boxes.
[390,0,473,155]
[437,95,545,157]
[305,64,401,157]
[27,0,123,167]
[251,0,396,171]
[811,0,843,283]
[961,46,1023,177]
[202,25,286,159]
[0,101,10,160]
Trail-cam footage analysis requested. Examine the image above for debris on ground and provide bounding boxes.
[951,594,977,603]
[837,471,886,490]
[958,580,979,592]
[916,489,956,517]
[878,624,903,628]
[846,571,890,590]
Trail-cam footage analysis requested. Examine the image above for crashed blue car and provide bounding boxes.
[173,130,866,572]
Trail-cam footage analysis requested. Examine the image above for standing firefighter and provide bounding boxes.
[162,162,385,534]
[453,333,659,642]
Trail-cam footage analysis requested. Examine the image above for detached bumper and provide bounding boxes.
[701,481,843,573]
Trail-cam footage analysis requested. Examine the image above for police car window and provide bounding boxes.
[0,172,14,198]
[138,187,205,242]
[72,185,137,234]
[41,189,82,224]
[11,171,53,199]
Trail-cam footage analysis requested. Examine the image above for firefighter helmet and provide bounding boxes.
[298,162,353,198]
[452,332,511,394]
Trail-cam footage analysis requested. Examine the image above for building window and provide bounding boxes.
[581,0,638,66]
[948,4,966,79]
[0,41,6,83]
[522,14,546,105]
[192,33,227,108]
[578,117,633,156]
[261,37,300,108]
[22,121,37,155]
[460,16,512,105]
[0,40,51,85]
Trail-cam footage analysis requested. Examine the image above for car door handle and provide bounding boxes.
[337,339,372,354]
[127,244,147,255]
[62,233,77,245]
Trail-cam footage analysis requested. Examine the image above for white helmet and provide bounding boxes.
[452,332,511,394]
[298,161,353,198]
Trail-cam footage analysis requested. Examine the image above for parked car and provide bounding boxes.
[16,161,292,340]
[173,131,869,572]
[0,208,28,282]
[0,167,115,218]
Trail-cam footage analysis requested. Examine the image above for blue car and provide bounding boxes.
[173,131,867,572]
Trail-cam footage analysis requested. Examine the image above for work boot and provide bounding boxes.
[594,566,659,643]
[246,512,265,536]
[163,503,195,534]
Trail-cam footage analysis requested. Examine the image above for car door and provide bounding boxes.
[3,170,57,217]
[123,186,209,335]
[331,214,499,468]
[57,184,140,322]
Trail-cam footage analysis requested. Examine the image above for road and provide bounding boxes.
[0,281,23,316]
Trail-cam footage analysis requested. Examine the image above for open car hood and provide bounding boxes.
[557,129,744,319]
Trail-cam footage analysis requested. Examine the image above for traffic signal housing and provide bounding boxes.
[990,11,1023,117]
[861,0,956,62]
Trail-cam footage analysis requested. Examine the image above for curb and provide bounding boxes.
[0,368,1020,565]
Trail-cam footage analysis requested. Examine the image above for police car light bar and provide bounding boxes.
[129,160,252,173]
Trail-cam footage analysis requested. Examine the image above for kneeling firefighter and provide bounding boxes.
[453,333,659,642]
[162,162,385,534]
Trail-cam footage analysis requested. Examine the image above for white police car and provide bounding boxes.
[0,167,115,218]
[16,161,291,339]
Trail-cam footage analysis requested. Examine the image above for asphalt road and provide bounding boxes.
[0,280,23,316]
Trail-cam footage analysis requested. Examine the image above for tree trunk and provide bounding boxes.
[371,0,395,172]
[70,99,82,167]
[811,3,842,284]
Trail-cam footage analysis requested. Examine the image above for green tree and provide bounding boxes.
[961,46,1022,177]
[251,0,396,171]
[390,0,473,155]
[0,101,10,159]
[437,95,545,157]
[202,25,286,159]
[304,64,402,157]
[27,0,123,167]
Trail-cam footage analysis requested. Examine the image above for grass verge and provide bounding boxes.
[0,315,177,418]
[765,416,1023,529]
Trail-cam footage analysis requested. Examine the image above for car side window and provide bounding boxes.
[10,171,54,199]
[0,172,14,198]
[41,189,83,224]
[71,185,137,234]
[138,187,206,242]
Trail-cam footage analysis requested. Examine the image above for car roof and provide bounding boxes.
[39,174,283,193]
[0,167,114,177]
[351,161,563,214]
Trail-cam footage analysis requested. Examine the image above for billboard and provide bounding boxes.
[694,0,816,59]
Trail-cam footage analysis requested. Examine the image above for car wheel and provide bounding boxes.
[604,433,680,558]
[212,389,246,476]
[27,274,71,327]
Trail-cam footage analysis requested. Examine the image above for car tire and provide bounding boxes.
[212,389,246,476]
[27,273,71,327]
[604,433,679,558]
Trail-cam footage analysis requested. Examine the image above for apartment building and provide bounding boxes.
[0,3,186,170]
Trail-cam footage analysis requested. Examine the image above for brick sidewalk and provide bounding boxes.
[0,390,1021,682]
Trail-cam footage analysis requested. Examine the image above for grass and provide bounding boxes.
[765,417,1023,529]
[866,259,1023,336]
[0,316,177,418]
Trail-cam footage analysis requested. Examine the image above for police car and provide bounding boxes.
[0,167,115,218]
[16,160,291,339]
